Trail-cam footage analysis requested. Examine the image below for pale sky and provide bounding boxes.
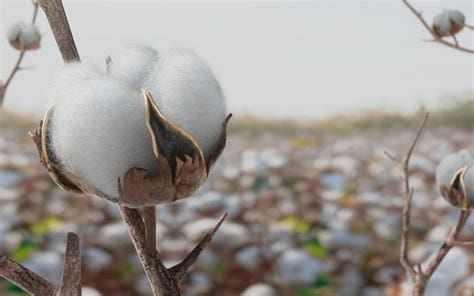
[0,0,473,119]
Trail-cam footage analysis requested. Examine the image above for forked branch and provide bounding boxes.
[402,0,474,54]
[120,206,227,295]
[386,113,473,295]
[0,0,40,107]
[0,232,82,296]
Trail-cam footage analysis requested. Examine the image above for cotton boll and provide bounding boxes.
[242,283,276,296]
[7,22,41,50]
[108,44,158,88]
[436,150,472,189]
[18,24,41,49]
[433,9,465,37]
[143,48,226,156]
[276,249,320,286]
[49,75,156,199]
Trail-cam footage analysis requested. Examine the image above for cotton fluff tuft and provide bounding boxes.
[7,22,41,49]
[49,64,156,199]
[143,48,226,157]
[18,24,41,48]
[108,44,158,88]
[276,249,320,285]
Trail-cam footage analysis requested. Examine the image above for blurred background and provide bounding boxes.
[0,0,473,295]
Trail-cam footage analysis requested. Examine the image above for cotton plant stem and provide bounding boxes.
[0,254,57,295]
[119,206,180,296]
[38,0,80,62]
[386,113,473,296]
[58,233,81,296]
[144,206,157,256]
[0,1,39,107]
[402,0,474,54]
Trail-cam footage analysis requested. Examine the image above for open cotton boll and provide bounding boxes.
[143,48,226,157]
[49,76,157,199]
[433,9,465,37]
[436,150,472,189]
[108,44,158,88]
[18,24,41,48]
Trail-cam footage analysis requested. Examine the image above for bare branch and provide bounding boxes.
[422,210,471,277]
[384,150,400,164]
[400,188,417,281]
[0,254,58,295]
[402,0,474,54]
[169,213,227,283]
[58,232,81,296]
[38,0,80,62]
[0,1,39,106]
[144,206,157,256]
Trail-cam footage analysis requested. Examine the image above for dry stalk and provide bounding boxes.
[0,0,40,106]
[385,113,473,295]
[402,0,474,55]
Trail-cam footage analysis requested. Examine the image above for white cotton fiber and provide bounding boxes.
[49,64,157,199]
[433,9,465,37]
[276,249,320,286]
[7,22,41,49]
[18,23,41,48]
[143,48,226,157]
[47,62,104,108]
[108,44,159,88]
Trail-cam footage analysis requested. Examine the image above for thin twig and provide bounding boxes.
[402,0,474,54]
[465,23,474,30]
[58,233,81,296]
[0,254,58,295]
[422,210,471,278]
[169,213,228,283]
[120,206,228,295]
[387,112,473,295]
[452,35,459,47]
[0,0,39,106]
[400,113,429,281]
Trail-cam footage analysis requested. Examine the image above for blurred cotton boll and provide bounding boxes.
[432,9,465,37]
[435,149,473,209]
[276,249,320,286]
[436,150,472,187]
[49,68,156,199]
[242,283,276,296]
[7,22,41,51]
[143,48,226,157]
[108,44,158,88]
